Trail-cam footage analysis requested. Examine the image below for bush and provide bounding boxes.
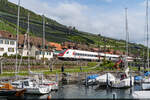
[87,62,97,67]
[3,53,8,57]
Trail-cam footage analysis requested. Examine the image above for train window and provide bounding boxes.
[66,51,69,54]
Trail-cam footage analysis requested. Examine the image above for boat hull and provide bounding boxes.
[132,91,150,99]
[108,77,134,89]
[25,87,50,95]
[142,83,150,90]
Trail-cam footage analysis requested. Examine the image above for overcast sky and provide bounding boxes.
[8,0,149,46]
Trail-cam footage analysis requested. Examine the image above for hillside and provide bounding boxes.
[0,0,147,57]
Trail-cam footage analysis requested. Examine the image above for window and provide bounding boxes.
[8,48,14,52]
[40,51,42,55]
[24,81,29,86]
[35,51,39,55]
[0,48,4,51]
[0,40,3,44]
[5,40,9,44]
[10,41,15,45]
[66,51,69,54]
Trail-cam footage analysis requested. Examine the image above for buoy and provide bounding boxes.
[47,96,51,100]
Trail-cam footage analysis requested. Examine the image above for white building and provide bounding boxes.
[35,50,53,60]
[0,37,16,56]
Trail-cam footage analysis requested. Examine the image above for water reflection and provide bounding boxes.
[51,84,135,99]
[0,93,52,100]
[0,84,142,99]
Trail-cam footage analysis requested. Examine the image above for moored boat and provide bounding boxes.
[0,83,26,96]
[11,79,50,95]
[41,79,58,91]
[96,73,116,87]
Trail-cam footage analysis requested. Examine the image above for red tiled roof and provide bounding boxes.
[0,30,16,40]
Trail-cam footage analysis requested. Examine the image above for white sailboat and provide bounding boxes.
[141,0,150,90]
[132,0,150,99]
[11,11,51,94]
[11,79,50,94]
[107,8,134,89]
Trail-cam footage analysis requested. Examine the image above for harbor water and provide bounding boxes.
[0,83,142,100]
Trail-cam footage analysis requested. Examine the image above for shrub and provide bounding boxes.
[3,53,8,57]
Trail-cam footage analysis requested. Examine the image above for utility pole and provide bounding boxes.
[15,0,20,75]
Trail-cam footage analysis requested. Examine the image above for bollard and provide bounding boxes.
[130,75,132,87]
[85,72,88,86]
[0,62,2,74]
[112,93,117,99]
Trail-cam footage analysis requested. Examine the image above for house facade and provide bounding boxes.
[0,37,16,56]
[35,50,53,60]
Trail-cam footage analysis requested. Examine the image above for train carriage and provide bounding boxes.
[58,49,129,61]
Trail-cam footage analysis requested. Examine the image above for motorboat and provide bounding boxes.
[11,79,50,95]
[0,83,26,96]
[95,73,116,86]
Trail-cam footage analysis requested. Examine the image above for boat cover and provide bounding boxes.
[144,71,150,76]
[87,74,99,80]
[134,76,143,81]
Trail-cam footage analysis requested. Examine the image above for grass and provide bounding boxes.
[0,61,143,77]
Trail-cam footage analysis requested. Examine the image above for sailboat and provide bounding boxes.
[141,0,150,90]
[132,0,150,99]
[0,0,26,96]
[107,8,134,89]
[11,13,51,94]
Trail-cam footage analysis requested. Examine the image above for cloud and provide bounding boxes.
[8,0,148,46]
[96,0,112,3]
[104,0,112,3]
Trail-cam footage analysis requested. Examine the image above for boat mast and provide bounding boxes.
[146,0,149,71]
[42,15,45,64]
[27,13,30,72]
[125,8,129,68]
[15,0,20,75]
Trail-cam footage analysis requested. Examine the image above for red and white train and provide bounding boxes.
[58,49,133,61]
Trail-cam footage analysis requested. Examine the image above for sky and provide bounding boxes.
[8,0,149,46]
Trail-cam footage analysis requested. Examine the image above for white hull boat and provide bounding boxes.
[132,91,150,99]
[24,87,50,94]
[142,83,150,90]
[40,80,58,91]
[108,77,134,88]
[95,73,116,85]
[141,77,150,90]
[11,79,50,95]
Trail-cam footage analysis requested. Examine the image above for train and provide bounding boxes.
[58,49,134,62]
